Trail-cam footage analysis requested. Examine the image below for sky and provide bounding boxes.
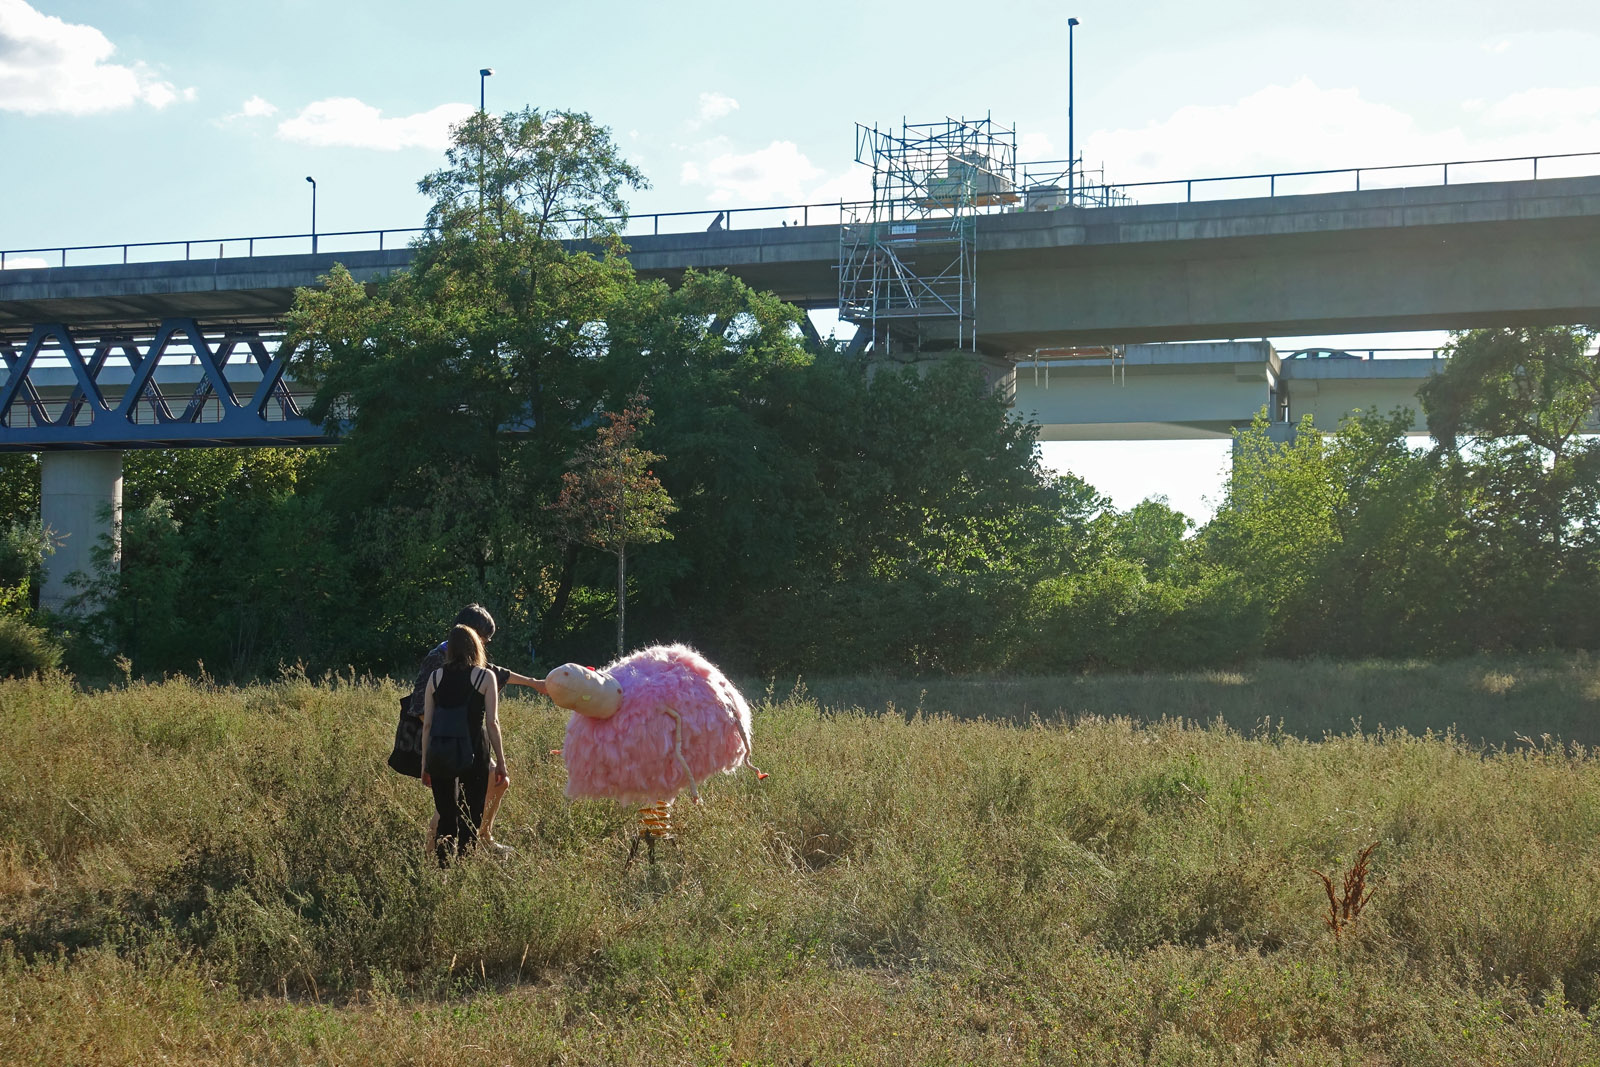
[4,0,1600,520]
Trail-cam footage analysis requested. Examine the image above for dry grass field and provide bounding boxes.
[4,657,1600,1064]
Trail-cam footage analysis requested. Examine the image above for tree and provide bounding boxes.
[420,108,647,243]
[1419,326,1600,457]
[1416,326,1600,649]
[551,394,676,656]
[0,453,39,525]
[284,107,650,668]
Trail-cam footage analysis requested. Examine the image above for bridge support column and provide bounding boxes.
[1230,419,1297,453]
[40,451,122,614]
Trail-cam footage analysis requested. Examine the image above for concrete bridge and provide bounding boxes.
[6,173,1599,344]
[1016,342,1437,441]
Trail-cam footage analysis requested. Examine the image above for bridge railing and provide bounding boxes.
[1065,149,1600,206]
[6,149,1600,271]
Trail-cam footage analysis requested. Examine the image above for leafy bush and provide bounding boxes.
[0,614,62,677]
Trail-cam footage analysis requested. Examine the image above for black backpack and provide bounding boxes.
[425,667,481,781]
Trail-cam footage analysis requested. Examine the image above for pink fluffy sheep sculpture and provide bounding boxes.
[544,644,764,861]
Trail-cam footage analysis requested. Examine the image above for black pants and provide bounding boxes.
[431,762,488,866]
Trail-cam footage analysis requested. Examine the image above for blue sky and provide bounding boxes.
[4,0,1599,519]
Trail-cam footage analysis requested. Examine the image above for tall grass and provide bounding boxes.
[4,660,1600,1063]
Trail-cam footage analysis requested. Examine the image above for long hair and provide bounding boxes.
[443,624,486,669]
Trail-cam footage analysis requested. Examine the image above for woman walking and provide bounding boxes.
[419,624,508,865]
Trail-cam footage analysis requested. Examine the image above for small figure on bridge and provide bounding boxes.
[546,643,765,864]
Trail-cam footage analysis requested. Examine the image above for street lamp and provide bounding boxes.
[1068,17,1079,205]
[477,68,494,224]
[304,176,317,253]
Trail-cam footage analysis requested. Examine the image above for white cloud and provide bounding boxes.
[688,91,738,130]
[1019,131,1055,161]
[1486,87,1600,127]
[1,255,48,269]
[0,0,190,114]
[681,140,822,204]
[806,166,873,206]
[1082,78,1600,199]
[1087,79,1473,189]
[276,97,475,150]
[219,94,277,124]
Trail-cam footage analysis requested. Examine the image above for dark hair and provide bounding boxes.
[443,624,486,668]
[453,603,495,642]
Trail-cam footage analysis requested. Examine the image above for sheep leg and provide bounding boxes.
[662,707,700,802]
[733,714,767,779]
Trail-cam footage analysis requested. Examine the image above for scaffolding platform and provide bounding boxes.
[838,115,1018,357]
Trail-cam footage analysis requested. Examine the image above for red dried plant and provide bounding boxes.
[1312,841,1378,939]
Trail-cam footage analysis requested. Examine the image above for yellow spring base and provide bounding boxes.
[627,800,674,867]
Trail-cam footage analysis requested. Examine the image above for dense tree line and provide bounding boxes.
[2,108,1598,680]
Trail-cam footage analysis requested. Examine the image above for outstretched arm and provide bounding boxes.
[502,670,546,694]
[481,673,508,785]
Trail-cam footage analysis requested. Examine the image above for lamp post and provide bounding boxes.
[1068,17,1079,205]
[304,176,317,253]
[477,68,494,227]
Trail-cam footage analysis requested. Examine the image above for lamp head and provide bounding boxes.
[480,67,494,77]
[1068,16,1079,26]
[305,176,314,184]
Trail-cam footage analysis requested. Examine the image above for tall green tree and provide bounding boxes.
[1418,327,1600,649]
[1419,326,1600,457]
[284,107,649,667]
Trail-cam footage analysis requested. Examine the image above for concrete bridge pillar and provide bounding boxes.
[40,451,122,613]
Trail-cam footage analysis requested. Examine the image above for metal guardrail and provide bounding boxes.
[4,149,1598,272]
[0,201,876,271]
[1062,149,1600,209]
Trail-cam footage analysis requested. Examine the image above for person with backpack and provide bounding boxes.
[391,604,543,856]
[419,623,507,865]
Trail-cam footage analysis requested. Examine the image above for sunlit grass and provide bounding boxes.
[4,659,1600,1063]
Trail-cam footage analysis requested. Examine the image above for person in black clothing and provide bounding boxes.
[408,604,543,854]
[420,624,508,864]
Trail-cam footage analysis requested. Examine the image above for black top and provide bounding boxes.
[432,664,490,772]
[406,642,511,718]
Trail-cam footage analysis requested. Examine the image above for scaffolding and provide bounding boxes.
[838,116,1018,357]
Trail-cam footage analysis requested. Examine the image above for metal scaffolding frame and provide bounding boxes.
[838,115,1018,357]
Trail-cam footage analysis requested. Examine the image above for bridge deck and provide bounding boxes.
[4,175,1598,347]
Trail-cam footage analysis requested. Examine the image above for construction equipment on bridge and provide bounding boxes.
[838,115,1018,357]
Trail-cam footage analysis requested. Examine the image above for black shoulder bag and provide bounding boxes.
[387,692,424,778]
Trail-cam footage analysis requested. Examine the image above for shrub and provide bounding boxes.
[0,614,62,677]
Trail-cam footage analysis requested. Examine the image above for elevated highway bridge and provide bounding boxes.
[6,157,1600,607]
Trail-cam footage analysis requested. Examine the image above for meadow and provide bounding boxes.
[4,657,1600,1064]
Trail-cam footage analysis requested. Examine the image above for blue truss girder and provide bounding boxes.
[0,318,326,451]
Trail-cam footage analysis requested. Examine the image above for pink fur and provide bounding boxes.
[562,644,752,805]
